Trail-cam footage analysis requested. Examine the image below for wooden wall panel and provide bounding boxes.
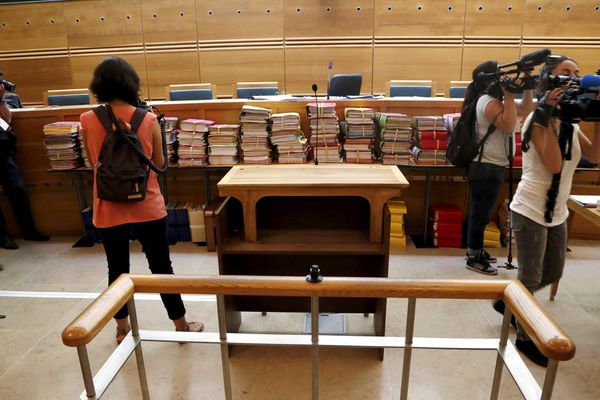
[199,49,285,97]
[283,0,374,38]
[0,3,67,52]
[521,46,600,79]
[285,47,373,95]
[69,53,148,100]
[373,0,467,37]
[460,47,522,82]
[0,57,72,104]
[523,1,600,38]
[464,0,526,37]
[140,0,198,44]
[196,0,284,40]
[373,47,463,95]
[63,0,144,49]
[144,51,201,100]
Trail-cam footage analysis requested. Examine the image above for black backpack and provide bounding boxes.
[93,105,149,202]
[446,97,496,167]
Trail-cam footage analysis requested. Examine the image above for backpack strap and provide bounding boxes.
[92,106,114,135]
[129,107,148,134]
[476,109,502,163]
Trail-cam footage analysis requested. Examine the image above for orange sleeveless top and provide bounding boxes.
[80,106,167,228]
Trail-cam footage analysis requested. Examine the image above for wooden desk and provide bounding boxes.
[214,165,408,356]
[550,196,600,300]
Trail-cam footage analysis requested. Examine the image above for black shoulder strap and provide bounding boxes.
[476,109,502,163]
[129,107,148,134]
[92,106,113,135]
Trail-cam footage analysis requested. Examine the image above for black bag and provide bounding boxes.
[446,97,496,167]
[93,105,149,202]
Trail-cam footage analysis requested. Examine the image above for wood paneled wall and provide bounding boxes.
[0,0,599,102]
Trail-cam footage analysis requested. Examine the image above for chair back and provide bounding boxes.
[387,80,435,97]
[166,84,214,101]
[234,82,279,99]
[328,74,362,97]
[448,81,470,98]
[44,89,91,106]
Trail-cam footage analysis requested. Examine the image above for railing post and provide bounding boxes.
[76,345,96,399]
[127,297,150,400]
[311,296,320,400]
[540,359,559,400]
[217,295,233,400]
[400,298,416,400]
[490,304,512,399]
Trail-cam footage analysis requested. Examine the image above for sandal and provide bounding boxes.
[116,325,131,345]
[178,321,204,333]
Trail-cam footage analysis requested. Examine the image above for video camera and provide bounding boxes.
[543,72,600,122]
[477,48,552,93]
[0,79,16,92]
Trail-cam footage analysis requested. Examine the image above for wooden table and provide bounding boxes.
[550,196,600,300]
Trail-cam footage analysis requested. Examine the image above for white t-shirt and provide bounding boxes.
[474,95,515,166]
[510,113,582,227]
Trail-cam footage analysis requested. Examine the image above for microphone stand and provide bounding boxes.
[327,61,332,100]
[312,84,319,165]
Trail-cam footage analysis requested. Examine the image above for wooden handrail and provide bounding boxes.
[503,280,576,361]
[62,274,576,362]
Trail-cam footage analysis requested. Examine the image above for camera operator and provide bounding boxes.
[0,68,49,249]
[464,60,534,275]
[499,55,600,366]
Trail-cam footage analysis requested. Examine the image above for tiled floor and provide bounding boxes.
[0,237,599,399]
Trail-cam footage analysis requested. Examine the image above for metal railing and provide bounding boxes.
[62,275,575,400]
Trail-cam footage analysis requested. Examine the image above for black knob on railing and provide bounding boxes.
[306,264,323,283]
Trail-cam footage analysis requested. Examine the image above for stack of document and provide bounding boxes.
[163,117,179,167]
[387,199,408,247]
[43,121,82,170]
[307,101,341,163]
[240,105,271,164]
[342,107,376,164]
[412,116,448,165]
[375,112,413,165]
[178,119,213,167]
[207,124,240,165]
[484,222,501,248]
[271,112,309,164]
[429,204,462,248]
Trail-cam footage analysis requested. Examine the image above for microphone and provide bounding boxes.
[581,74,600,89]
[499,48,551,70]
[312,84,319,165]
[326,61,333,100]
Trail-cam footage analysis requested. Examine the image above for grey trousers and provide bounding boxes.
[511,211,567,340]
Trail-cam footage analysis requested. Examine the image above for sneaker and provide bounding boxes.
[23,231,50,241]
[465,249,497,264]
[466,254,498,275]
[493,299,517,328]
[0,236,18,250]
[515,339,548,367]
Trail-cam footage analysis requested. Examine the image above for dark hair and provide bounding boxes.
[89,57,140,105]
[462,60,498,112]
[538,55,577,93]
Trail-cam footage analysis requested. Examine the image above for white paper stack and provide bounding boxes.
[240,105,271,164]
[207,124,240,165]
[43,121,83,170]
[307,101,341,163]
[270,112,309,164]
[177,119,213,167]
[374,112,414,165]
[342,107,376,164]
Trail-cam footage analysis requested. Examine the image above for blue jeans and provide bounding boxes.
[467,162,505,252]
[98,217,186,321]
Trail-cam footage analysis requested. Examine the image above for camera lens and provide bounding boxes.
[0,79,16,92]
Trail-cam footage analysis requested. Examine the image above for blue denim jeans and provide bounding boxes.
[467,162,505,252]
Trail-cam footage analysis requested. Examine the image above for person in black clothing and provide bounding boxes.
[0,68,49,249]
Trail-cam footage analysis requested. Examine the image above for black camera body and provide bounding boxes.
[0,79,16,92]
[546,75,600,122]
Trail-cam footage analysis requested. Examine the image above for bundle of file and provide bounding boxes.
[341,107,376,164]
[374,112,414,165]
[429,204,462,248]
[163,116,179,166]
[387,198,408,247]
[77,128,91,168]
[484,221,501,248]
[412,116,448,165]
[270,112,309,164]
[307,101,342,163]
[177,119,213,167]
[240,105,272,164]
[43,121,83,170]
[513,130,523,167]
[207,124,240,165]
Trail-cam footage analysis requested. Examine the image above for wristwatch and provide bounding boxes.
[0,97,5,105]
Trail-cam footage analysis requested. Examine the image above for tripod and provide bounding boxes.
[499,132,517,270]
